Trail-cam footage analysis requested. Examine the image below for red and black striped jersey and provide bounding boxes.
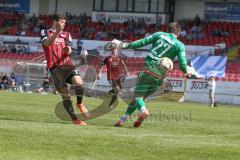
[41,29,73,69]
[102,55,123,80]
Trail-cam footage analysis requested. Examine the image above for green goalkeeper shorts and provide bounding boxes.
[134,56,167,98]
[134,71,164,98]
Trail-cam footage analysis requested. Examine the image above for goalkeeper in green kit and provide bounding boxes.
[112,22,195,127]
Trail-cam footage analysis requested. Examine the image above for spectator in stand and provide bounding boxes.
[215,40,226,55]
[104,18,111,27]
[197,32,205,39]
[1,73,9,90]
[138,26,145,36]
[29,13,38,25]
[20,30,26,36]
[190,24,201,35]
[222,28,230,37]
[144,31,151,38]
[26,46,31,54]
[16,46,23,54]
[119,27,125,39]
[212,28,221,37]
[38,22,46,31]
[179,28,187,38]
[10,44,17,53]
[37,74,50,94]
[186,32,193,40]
[2,18,10,27]
[0,45,7,52]
[0,73,2,89]
[193,14,201,26]
[137,17,146,28]
[95,30,103,40]
[10,72,17,91]
[33,25,40,34]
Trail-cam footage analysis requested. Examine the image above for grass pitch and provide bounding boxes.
[0,91,239,160]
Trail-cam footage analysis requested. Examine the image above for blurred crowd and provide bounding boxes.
[0,12,237,42]
[0,72,17,91]
[179,14,230,41]
[0,43,31,54]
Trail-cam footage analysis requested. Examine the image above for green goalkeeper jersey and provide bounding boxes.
[125,31,188,75]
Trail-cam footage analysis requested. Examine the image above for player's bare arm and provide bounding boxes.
[120,59,128,75]
[96,64,104,80]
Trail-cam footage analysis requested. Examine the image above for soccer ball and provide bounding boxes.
[157,57,173,72]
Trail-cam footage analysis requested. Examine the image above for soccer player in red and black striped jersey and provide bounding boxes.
[97,42,128,107]
[41,15,89,126]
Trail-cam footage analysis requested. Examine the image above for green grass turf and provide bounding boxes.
[0,91,240,160]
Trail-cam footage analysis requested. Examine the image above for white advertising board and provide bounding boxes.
[163,77,185,92]
[92,11,166,24]
[184,79,240,105]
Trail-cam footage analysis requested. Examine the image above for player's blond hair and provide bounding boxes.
[168,22,181,35]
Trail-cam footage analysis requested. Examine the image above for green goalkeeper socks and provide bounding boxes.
[120,98,147,122]
[124,98,147,116]
[135,98,147,114]
[125,101,137,115]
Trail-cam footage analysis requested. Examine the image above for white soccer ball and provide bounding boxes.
[157,57,173,72]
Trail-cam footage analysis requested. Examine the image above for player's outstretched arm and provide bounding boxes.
[121,32,159,49]
[96,65,103,80]
[176,43,189,74]
[96,58,106,80]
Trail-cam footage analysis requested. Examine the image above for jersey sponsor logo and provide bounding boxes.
[109,57,120,67]
[111,62,119,67]
[54,38,64,43]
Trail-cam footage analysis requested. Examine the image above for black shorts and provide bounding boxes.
[109,79,122,89]
[49,65,80,91]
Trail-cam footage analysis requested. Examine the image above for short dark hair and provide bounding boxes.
[168,22,181,35]
[52,14,66,21]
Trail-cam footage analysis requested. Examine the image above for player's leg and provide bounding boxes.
[209,89,215,107]
[71,74,90,118]
[133,72,163,127]
[133,97,149,127]
[60,88,77,120]
[115,72,150,127]
[114,100,137,126]
[61,92,87,126]
[50,66,86,125]
[109,79,122,108]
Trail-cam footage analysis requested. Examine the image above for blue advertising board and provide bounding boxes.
[0,0,30,13]
[205,2,240,21]
[227,3,240,20]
